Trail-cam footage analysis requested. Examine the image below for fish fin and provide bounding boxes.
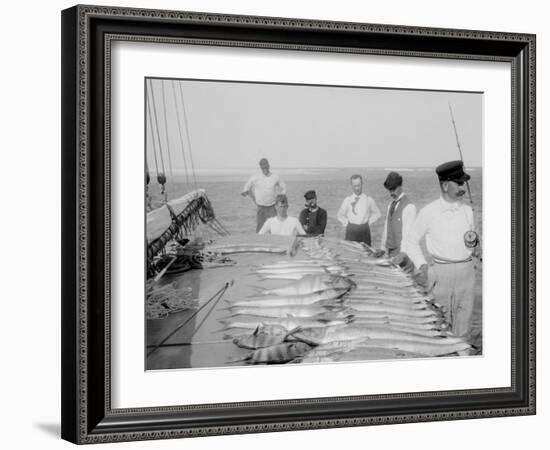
[337,289,351,299]
[284,326,303,338]
[291,334,318,347]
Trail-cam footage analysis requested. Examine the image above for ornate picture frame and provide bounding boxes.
[61,5,535,444]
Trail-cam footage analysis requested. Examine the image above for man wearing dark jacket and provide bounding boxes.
[299,190,327,236]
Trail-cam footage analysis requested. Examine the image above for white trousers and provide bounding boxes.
[428,260,476,342]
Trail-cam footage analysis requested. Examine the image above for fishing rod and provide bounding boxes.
[147,280,233,357]
[448,102,474,209]
[448,102,482,260]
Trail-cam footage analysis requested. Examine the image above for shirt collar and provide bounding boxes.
[350,192,366,200]
[439,196,462,212]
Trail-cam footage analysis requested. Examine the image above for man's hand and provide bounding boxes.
[414,264,429,288]
[390,252,414,273]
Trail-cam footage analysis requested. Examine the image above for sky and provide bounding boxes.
[145,78,482,174]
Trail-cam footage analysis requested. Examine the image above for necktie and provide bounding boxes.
[351,196,360,215]
[389,199,398,217]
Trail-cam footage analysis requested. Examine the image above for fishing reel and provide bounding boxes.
[464,230,479,249]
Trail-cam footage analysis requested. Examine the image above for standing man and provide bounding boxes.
[380,171,416,256]
[241,158,286,232]
[405,160,478,345]
[259,194,306,236]
[337,174,381,245]
[299,190,327,236]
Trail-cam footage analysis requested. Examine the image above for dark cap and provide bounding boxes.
[436,160,471,182]
[304,190,316,200]
[259,158,269,166]
[383,171,403,190]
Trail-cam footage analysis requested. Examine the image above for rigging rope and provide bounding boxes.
[177,82,199,189]
[171,80,191,190]
[148,79,168,199]
[146,93,161,180]
[161,80,175,181]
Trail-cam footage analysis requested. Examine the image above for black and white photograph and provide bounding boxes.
[54,1,537,446]
[144,78,483,370]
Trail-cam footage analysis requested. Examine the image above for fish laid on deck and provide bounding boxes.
[288,324,463,345]
[232,342,312,364]
[206,244,288,255]
[350,339,471,357]
[225,288,349,307]
[224,304,353,319]
[257,274,356,296]
[192,235,472,366]
[232,325,293,350]
[218,315,353,332]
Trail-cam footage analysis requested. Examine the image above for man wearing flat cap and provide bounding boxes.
[405,160,478,349]
[299,190,327,236]
[381,171,416,257]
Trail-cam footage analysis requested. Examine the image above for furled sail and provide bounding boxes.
[147,189,215,261]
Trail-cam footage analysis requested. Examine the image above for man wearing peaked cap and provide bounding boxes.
[436,160,472,183]
[381,171,417,257]
[404,160,478,351]
[299,190,327,236]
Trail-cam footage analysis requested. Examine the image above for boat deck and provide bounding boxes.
[147,235,299,370]
[146,234,481,370]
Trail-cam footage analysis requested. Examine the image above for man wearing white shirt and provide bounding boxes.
[406,160,479,345]
[259,194,306,236]
[241,158,287,232]
[380,171,416,256]
[337,174,381,245]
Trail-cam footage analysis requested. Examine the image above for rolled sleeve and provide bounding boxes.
[337,199,349,226]
[405,209,428,268]
[242,176,254,194]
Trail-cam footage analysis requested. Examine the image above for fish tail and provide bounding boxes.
[211,326,230,333]
[218,314,238,321]
[284,326,303,339]
[247,285,265,295]
[291,334,318,347]
[226,356,250,364]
